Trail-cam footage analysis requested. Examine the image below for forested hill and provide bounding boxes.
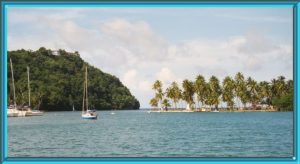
[8,47,140,111]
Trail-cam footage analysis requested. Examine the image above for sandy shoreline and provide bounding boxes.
[149,109,278,113]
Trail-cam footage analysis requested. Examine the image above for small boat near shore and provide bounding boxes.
[24,107,44,116]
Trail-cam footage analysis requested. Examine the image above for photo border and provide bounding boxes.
[0,1,299,163]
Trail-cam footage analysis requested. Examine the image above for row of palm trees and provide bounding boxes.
[149,72,293,111]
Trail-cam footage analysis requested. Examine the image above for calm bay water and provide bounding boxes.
[8,110,293,157]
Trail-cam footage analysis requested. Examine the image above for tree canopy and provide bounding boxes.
[8,47,140,111]
[150,72,293,111]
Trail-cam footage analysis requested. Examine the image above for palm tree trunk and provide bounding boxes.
[201,101,205,110]
[237,97,240,109]
[160,100,163,110]
[171,101,174,110]
[180,100,183,109]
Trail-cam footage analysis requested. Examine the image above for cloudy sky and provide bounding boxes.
[7,7,293,108]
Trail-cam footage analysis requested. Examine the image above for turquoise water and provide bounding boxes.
[8,111,293,157]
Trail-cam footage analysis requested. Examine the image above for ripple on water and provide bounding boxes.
[8,111,293,157]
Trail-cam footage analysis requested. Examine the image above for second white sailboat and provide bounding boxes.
[81,66,98,119]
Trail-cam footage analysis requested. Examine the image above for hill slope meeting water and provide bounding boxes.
[7,47,140,111]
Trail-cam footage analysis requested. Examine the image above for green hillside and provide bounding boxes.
[8,47,140,111]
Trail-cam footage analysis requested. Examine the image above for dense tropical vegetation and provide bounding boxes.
[150,72,293,111]
[8,48,140,111]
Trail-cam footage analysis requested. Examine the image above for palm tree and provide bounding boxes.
[174,83,182,109]
[152,80,164,109]
[271,76,287,98]
[153,80,162,91]
[165,87,174,108]
[246,77,260,109]
[178,87,184,109]
[234,72,247,109]
[270,77,293,111]
[271,78,278,98]
[286,79,293,93]
[205,86,212,109]
[151,74,293,112]
[277,76,286,96]
[222,76,235,111]
[207,76,222,110]
[149,97,158,109]
[162,98,171,110]
[259,81,272,108]
[166,82,182,109]
[182,79,195,110]
[194,75,208,109]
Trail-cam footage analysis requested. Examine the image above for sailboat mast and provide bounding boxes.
[27,66,31,107]
[85,66,88,110]
[10,58,16,108]
[82,80,85,113]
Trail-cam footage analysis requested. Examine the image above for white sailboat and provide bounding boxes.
[81,66,98,119]
[7,58,26,117]
[73,105,75,111]
[24,66,43,116]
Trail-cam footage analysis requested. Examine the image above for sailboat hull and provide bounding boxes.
[7,113,19,117]
[26,111,44,116]
[7,108,26,117]
[81,115,97,119]
[82,110,98,119]
[22,107,43,116]
[7,110,19,117]
[17,111,27,117]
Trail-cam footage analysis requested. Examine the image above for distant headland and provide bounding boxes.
[8,47,140,111]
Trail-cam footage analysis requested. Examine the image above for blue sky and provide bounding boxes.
[7,7,293,108]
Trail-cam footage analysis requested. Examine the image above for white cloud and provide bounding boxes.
[154,67,185,90]
[138,80,152,92]
[101,18,169,62]
[216,13,292,23]
[121,69,137,89]
[237,31,279,55]
[7,8,293,107]
[155,67,177,86]
[224,31,293,71]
